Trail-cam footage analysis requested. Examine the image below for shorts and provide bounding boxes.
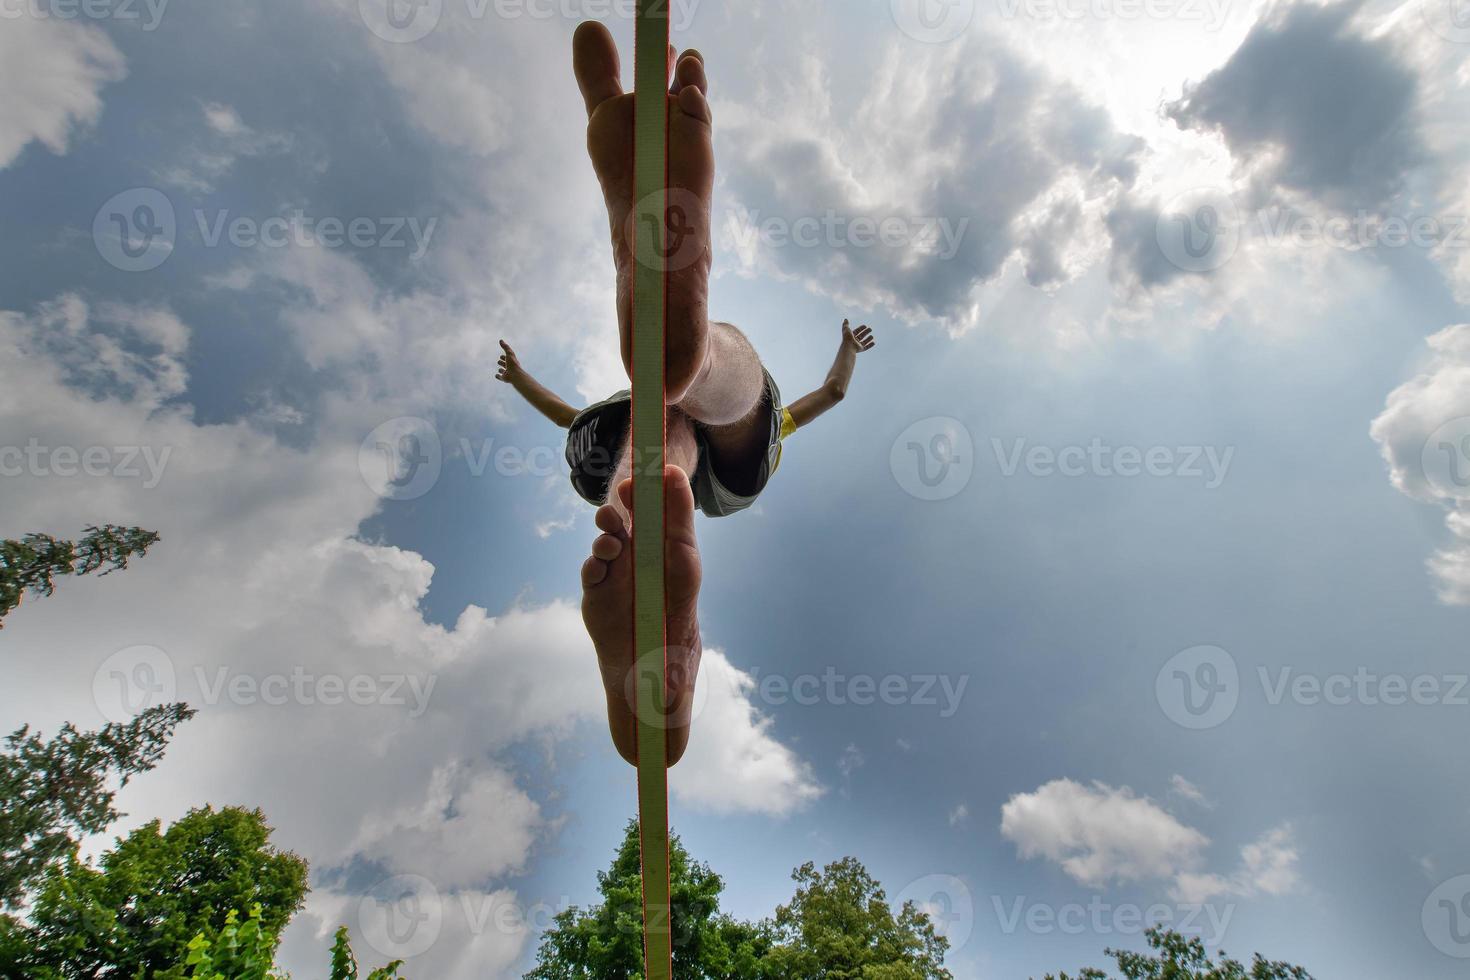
[564,369,784,518]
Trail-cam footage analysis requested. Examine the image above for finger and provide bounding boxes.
[592,532,624,561]
[595,503,625,534]
[573,21,624,118]
[499,339,513,353]
[581,555,608,588]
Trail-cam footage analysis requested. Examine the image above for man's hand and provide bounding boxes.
[496,340,527,387]
[841,319,876,354]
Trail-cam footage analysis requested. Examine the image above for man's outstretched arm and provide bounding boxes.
[785,319,876,431]
[496,340,580,429]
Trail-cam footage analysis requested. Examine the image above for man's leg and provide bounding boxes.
[674,321,773,496]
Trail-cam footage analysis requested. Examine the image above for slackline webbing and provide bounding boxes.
[630,2,672,979]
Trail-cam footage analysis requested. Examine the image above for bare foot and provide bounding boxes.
[581,465,703,767]
[572,20,715,405]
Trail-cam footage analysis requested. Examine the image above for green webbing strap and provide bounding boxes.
[631,3,672,980]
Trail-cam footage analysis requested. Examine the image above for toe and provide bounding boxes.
[671,50,707,97]
[674,84,712,128]
[595,502,625,534]
[581,554,608,588]
[592,532,624,561]
[573,21,623,117]
[663,465,698,546]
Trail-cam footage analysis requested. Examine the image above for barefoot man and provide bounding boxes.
[497,22,876,767]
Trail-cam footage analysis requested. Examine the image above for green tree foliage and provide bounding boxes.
[762,858,951,980]
[1043,927,1314,980]
[0,525,161,627]
[180,907,406,980]
[526,820,950,980]
[527,819,771,979]
[12,805,308,979]
[0,703,195,908]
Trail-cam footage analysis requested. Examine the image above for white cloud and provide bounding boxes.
[1370,323,1470,604]
[948,803,970,827]
[672,651,823,816]
[0,17,124,168]
[1172,825,1300,904]
[1001,779,1301,904]
[1169,774,1212,808]
[1000,778,1208,887]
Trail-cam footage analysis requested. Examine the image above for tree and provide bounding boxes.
[527,819,771,979]
[1,525,161,627]
[762,858,951,980]
[0,703,196,908]
[527,820,951,980]
[181,907,407,980]
[1043,927,1314,980]
[14,805,309,979]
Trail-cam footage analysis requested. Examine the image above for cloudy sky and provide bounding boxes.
[2,0,1469,975]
